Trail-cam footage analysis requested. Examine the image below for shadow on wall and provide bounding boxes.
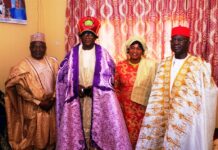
[0,90,11,150]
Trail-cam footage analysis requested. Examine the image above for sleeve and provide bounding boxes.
[16,85,40,105]
[56,52,71,127]
[201,61,218,149]
[50,56,60,100]
[150,60,159,84]
[100,48,116,89]
[6,62,40,105]
[114,63,121,100]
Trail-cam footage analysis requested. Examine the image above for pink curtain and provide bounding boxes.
[65,0,218,86]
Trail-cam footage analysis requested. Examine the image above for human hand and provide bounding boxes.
[85,86,93,97]
[78,85,85,98]
[78,85,93,98]
[39,100,54,111]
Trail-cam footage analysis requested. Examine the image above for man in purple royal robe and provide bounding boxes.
[56,16,132,150]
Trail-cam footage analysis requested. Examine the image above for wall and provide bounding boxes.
[43,0,66,64]
[0,0,66,91]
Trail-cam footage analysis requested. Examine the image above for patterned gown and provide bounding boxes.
[56,44,132,150]
[115,60,146,149]
[136,55,218,150]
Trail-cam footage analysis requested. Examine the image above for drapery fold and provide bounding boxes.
[65,0,218,86]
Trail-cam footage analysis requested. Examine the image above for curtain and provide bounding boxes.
[65,0,218,86]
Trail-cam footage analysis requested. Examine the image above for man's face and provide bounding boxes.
[170,35,190,58]
[30,41,46,60]
[80,31,97,50]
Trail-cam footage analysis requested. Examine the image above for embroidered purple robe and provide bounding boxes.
[56,44,132,150]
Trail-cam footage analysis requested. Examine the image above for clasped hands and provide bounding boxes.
[39,96,55,111]
[78,85,93,98]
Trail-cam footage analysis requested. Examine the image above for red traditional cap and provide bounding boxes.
[171,26,190,37]
[78,16,101,37]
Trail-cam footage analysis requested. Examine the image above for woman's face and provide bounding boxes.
[128,42,143,63]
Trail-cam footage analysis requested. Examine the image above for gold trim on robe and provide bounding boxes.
[136,55,218,150]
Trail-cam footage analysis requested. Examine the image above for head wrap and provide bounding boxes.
[171,26,190,37]
[78,16,101,37]
[30,32,45,42]
[125,36,147,53]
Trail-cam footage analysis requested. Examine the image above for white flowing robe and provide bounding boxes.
[136,55,218,150]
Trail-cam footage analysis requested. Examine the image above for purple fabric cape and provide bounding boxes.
[56,44,132,150]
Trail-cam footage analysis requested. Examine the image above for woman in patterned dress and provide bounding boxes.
[114,36,157,149]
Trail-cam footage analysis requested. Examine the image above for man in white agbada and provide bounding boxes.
[136,26,218,150]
